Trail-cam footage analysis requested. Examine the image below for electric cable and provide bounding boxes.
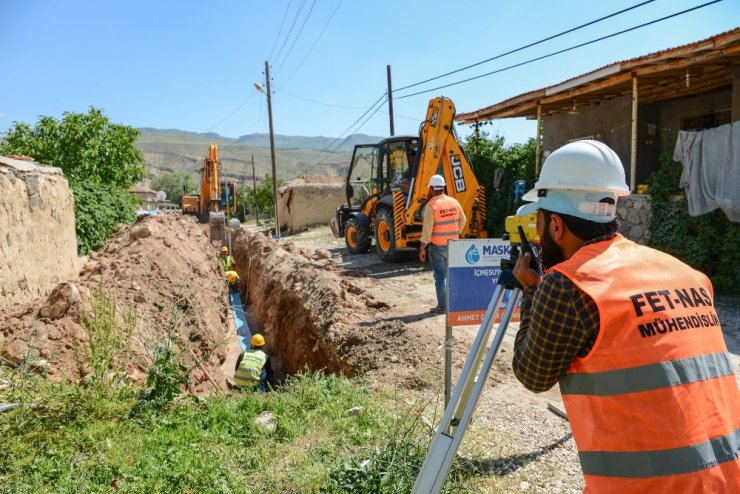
[300,93,387,174]
[274,0,318,75]
[394,0,656,93]
[278,0,344,88]
[301,95,388,177]
[395,0,723,100]
[272,0,307,70]
[278,88,369,109]
[267,0,293,62]
[203,91,258,133]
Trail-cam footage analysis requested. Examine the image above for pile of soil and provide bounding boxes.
[0,214,231,393]
[231,229,439,388]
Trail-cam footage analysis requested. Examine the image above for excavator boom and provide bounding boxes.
[182,143,237,223]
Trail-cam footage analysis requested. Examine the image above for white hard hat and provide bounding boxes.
[518,140,630,223]
[428,174,446,188]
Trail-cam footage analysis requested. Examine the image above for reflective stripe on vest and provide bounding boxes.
[579,428,740,478]
[552,235,740,492]
[429,195,460,246]
[219,255,234,272]
[234,349,267,388]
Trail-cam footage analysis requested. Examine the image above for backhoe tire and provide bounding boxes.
[345,217,371,254]
[374,208,405,262]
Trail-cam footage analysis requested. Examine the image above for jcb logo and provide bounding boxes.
[430,110,438,127]
[451,154,465,192]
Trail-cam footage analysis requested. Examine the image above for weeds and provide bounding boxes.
[76,278,134,400]
[322,394,472,493]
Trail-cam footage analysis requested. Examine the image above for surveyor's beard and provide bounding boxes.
[540,226,565,270]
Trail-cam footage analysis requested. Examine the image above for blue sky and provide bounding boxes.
[1,0,737,145]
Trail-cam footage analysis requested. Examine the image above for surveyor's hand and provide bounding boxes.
[513,253,542,288]
[418,249,426,263]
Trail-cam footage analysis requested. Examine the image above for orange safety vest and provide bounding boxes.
[552,235,740,493]
[428,195,461,246]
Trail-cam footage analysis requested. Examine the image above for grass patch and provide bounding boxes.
[0,371,476,493]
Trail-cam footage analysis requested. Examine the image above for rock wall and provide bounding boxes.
[277,184,345,232]
[0,156,78,308]
[617,194,651,244]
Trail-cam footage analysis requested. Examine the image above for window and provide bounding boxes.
[681,108,731,131]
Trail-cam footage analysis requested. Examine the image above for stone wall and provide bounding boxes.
[0,156,78,308]
[277,184,345,232]
[617,194,651,244]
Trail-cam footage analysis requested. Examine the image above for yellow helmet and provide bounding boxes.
[251,334,265,347]
[226,271,238,283]
[220,246,229,254]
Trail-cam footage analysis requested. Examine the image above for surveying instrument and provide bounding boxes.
[412,216,542,494]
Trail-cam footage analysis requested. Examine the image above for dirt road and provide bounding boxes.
[281,226,584,493]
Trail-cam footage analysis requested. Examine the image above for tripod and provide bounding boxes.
[412,255,524,494]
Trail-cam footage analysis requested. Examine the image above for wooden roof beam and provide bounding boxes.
[539,72,633,105]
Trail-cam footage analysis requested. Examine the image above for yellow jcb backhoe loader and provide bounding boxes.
[331,96,486,262]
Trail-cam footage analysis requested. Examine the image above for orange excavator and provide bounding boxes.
[182,143,237,222]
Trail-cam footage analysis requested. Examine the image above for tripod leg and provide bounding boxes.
[412,286,521,494]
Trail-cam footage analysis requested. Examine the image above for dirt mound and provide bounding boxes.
[231,230,438,387]
[0,214,231,393]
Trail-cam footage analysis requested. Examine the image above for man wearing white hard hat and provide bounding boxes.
[419,174,466,314]
[511,140,739,492]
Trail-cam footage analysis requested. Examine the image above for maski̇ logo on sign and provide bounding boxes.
[451,154,466,192]
[465,244,480,264]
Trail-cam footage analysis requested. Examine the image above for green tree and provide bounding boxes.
[0,107,145,253]
[0,107,144,188]
[464,129,538,237]
[237,175,284,221]
[150,172,197,206]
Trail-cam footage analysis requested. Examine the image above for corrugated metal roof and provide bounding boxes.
[457,28,740,123]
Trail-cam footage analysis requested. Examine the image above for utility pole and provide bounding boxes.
[252,155,260,226]
[387,65,395,136]
[264,61,280,238]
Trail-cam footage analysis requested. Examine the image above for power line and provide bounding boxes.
[279,0,344,88]
[267,0,293,62]
[278,88,369,109]
[274,0,318,75]
[272,0,307,69]
[394,0,656,93]
[395,0,724,100]
[307,93,387,165]
[203,91,258,132]
[301,95,388,177]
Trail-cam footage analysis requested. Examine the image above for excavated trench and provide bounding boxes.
[230,228,408,383]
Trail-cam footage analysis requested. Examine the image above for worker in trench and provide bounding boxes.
[511,140,739,493]
[234,334,273,392]
[218,245,235,271]
[225,270,240,294]
[418,174,466,314]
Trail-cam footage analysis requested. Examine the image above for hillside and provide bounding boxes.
[135,128,385,182]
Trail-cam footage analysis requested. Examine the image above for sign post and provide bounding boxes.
[444,239,521,405]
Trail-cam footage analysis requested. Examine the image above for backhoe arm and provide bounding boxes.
[405,97,486,239]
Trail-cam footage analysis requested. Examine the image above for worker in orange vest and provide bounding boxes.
[512,140,739,493]
[419,174,466,314]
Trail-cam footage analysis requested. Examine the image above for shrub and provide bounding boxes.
[71,181,139,254]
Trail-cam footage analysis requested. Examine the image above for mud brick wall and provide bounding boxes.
[0,156,78,307]
[277,184,345,232]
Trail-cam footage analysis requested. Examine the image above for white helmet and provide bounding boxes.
[428,174,446,188]
[519,140,630,223]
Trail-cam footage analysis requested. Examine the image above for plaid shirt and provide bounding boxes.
[512,233,617,392]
